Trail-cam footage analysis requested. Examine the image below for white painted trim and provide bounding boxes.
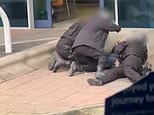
[0,7,12,53]
[0,37,58,46]
[0,27,29,29]
[27,0,35,29]
[114,0,119,25]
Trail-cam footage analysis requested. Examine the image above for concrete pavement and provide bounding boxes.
[0,19,154,114]
[0,56,154,115]
[0,67,132,115]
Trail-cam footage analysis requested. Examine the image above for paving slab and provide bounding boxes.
[0,55,154,115]
[0,66,132,115]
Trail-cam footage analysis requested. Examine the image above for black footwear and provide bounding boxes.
[87,78,104,86]
[68,61,79,77]
[48,57,56,71]
[95,66,105,80]
[48,56,70,73]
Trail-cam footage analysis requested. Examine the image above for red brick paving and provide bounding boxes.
[0,67,132,115]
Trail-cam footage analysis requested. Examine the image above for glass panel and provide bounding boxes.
[33,0,48,20]
[52,0,99,22]
[104,0,115,20]
[118,0,154,28]
[0,0,28,27]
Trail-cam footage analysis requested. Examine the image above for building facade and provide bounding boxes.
[0,0,154,28]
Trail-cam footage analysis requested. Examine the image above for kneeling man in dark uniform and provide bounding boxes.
[88,33,149,86]
[69,9,121,76]
[48,22,83,72]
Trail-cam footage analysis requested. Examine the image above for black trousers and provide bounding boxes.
[101,55,144,84]
[72,46,116,72]
[56,44,71,60]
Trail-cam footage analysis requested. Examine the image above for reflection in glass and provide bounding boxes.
[0,0,28,27]
[104,0,115,20]
[118,0,154,28]
[33,0,48,20]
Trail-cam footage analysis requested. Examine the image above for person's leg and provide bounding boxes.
[123,55,144,83]
[56,45,71,60]
[88,66,124,86]
[69,48,98,76]
[95,52,107,78]
[104,54,117,69]
[48,54,71,72]
[48,43,72,72]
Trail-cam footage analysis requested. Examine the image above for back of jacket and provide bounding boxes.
[123,40,148,64]
[72,14,121,51]
[56,22,83,49]
[114,40,148,65]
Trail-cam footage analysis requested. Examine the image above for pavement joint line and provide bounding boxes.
[45,87,92,106]
[0,37,59,46]
[28,84,90,107]
[6,76,67,98]
[0,76,42,91]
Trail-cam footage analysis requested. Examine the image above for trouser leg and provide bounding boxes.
[101,66,124,84]
[123,55,143,83]
[98,52,107,67]
[88,66,124,86]
[72,46,116,73]
[56,45,71,60]
[72,49,98,72]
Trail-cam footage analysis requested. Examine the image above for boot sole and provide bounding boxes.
[48,57,56,71]
[87,79,103,86]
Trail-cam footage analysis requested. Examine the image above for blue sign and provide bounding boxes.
[105,72,154,115]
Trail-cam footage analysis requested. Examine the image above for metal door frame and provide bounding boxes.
[100,0,119,24]
[34,0,52,28]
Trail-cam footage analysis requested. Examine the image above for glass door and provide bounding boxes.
[0,0,28,27]
[33,0,52,28]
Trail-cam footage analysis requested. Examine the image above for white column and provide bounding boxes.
[0,7,12,53]
[27,0,35,28]
[100,0,104,8]
[114,0,119,24]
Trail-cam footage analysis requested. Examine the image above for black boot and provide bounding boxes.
[95,65,105,80]
[68,61,83,77]
[48,56,71,73]
[48,57,56,71]
[87,78,104,86]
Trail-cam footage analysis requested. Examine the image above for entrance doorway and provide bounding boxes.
[33,0,52,28]
[52,0,100,22]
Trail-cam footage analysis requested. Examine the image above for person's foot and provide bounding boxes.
[48,57,56,71]
[48,56,70,73]
[68,61,79,77]
[87,78,104,86]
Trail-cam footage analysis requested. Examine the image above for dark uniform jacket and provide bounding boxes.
[56,22,83,60]
[72,14,121,52]
[114,40,148,65]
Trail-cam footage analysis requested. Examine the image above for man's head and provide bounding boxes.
[126,32,148,45]
[98,8,112,21]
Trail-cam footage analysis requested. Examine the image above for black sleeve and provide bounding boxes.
[113,41,128,55]
[61,22,82,40]
[99,20,121,32]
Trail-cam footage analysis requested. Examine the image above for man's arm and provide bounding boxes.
[113,41,128,56]
[99,20,121,32]
[61,22,82,40]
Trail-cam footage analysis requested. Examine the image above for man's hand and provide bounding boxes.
[116,26,121,33]
[115,59,120,67]
[116,39,127,45]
